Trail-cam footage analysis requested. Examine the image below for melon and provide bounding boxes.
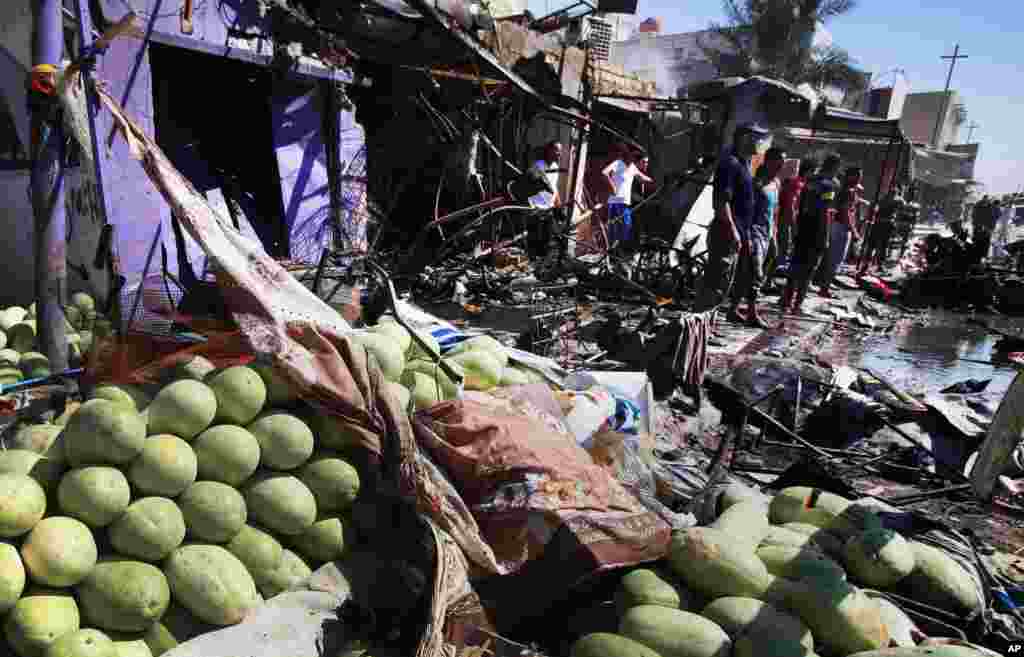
[700,597,812,649]
[571,633,662,657]
[244,473,317,536]
[57,467,131,528]
[843,529,915,588]
[70,292,95,314]
[0,473,47,537]
[193,425,261,487]
[249,362,299,407]
[76,559,171,632]
[369,320,412,353]
[0,366,23,385]
[128,436,198,498]
[710,501,770,546]
[733,635,816,657]
[10,424,64,459]
[63,399,146,466]
[109,637,152,657]
[21,516,97,587]
[446,335,509,368]
[108,498,187,562]
[247,412,314,470]
[769,488,882,539]
[0,449,64,491]
[9,321,37,353]
[900,541,981,613]
[0,541,26,614]
[164,544,260,626]
[4,589,80,657]
[405,329,441,362]
[45,628,114,657]
[448,350,502,391]
[616,569,684,614]
[780,523,845,558]
[778,576,889,656]
[867,594,917,647]
[667,528,773,600]
[168,356,216,383]
[63,307,84,332]
[756,546,846,584]
[299,456,360,512]
[207,367,267,426]
[178,481,247,543]
[90,385,151,412]
[404,359,461,399]
[400,370,443,410]
[846,648,989,657]
[252,549,311,599]
[226,525,283,576]
[0,307,26,331]
[147,380,217,440]
[349,333,405,382]
[19,352,50,379]
[0,348,20,366]
[619,605,731,657]
[291,516,347,564]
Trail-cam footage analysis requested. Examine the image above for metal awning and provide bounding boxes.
[810,105,906,141]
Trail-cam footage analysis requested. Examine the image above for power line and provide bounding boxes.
[930,43,968,149]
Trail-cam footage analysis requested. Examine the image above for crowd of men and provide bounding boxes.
[695,122,905,324]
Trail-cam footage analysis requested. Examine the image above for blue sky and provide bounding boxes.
[527,0,1022,194]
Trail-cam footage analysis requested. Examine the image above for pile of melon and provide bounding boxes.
[0,293,110,386]
[573,485,990,657]
[0,358,373,657]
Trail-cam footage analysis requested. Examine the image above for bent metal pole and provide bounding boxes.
[30,0,68,370]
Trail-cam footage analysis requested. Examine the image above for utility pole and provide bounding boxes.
[930,43,968,149]
[30,0,68,371]
[965,121,980,143]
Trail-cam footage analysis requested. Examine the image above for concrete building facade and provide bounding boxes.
[900,90,966,148]
[610,30,723,97]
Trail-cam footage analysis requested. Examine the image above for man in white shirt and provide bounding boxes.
[526,141,563,258]
[602,146,653,252]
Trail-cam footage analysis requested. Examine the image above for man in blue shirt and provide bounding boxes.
[695,122,771,312]
[728,146,785,328]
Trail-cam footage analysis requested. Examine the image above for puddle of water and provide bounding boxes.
[824,310,1021,400]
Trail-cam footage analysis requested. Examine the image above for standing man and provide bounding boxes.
[526,141,563,258]
[974,197,1000,263]
[780,152,842,313]
[818,166,863,297]
[858,185,904,275]
[694,123,771,312]
[728,146,785,328]
[776,159,818,271]
[602,145,654,252]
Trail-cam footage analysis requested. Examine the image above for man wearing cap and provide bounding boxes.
[781,152,842,313]
[695,122,770,313]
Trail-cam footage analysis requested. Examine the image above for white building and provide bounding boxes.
[610,29,724,97]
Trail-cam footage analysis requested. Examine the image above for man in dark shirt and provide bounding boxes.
[694,122,771,312]
[974,197,1000,262]
[858,186,904,275]
[780,152,842,314]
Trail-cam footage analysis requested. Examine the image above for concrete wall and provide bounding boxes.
[610,30,721,97]
[900,90,961,148]
[0,169,37,307]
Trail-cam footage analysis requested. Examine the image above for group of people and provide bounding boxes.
[696,122,898,325]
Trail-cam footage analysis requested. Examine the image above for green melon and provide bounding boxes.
[57,467,131,528]
[164,544,260,626]
[0,366,23,385]
[244,473,316,536]
[349,334,404,382]
[247,412,314,470]
[0,541,26,614]
[139,622,177,657]
[405,329,441,362]
[446,335,509,368]
[90,385,151,412]
[616,568,685,615]
[733,635,816,657]
[0,307,27,331]
[45,628,115,657]
[206,367,267,426]
[298,456,360,512]
[10,424,64,459]
[400,370,444,410]
[756,546,847,585]
[128,436,198,498]
[178,481,247,543]
[108,498,187,562]
[70,293,95,315]
[146,380,217,441]
[571,633,663,657]
[252,549,311,599]
[447,351,502,391]
[76,558,171,632]
[618,605,732,657]
[0,449,64,491]
[4,589,80,657]
[19,352,50,379]
[109,637,152,657]
[168,356,216,383]
[249,362,299,407]
[63,307,85,332]
[9,321,37,353]
[226,525,283,576]
[668,528,773,600]
[0,348,20,366]
[20,516,97,587]
[700,597,813,649]
[769,488,882,540]
[844,529,916,588]
[0,473,47,537]
[403,359,461,399]
[291,515,347,564]
[369,320,412,353]
[192,425,261,487]
[900,541,981,613]
[63,399,146,466]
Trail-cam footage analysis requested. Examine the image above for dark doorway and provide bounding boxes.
[149,43,289,257]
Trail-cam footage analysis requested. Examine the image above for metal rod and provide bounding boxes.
[885,484,972,505]
[874,415,969,483]
[794,376,803,428]
[32,0,69,371]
